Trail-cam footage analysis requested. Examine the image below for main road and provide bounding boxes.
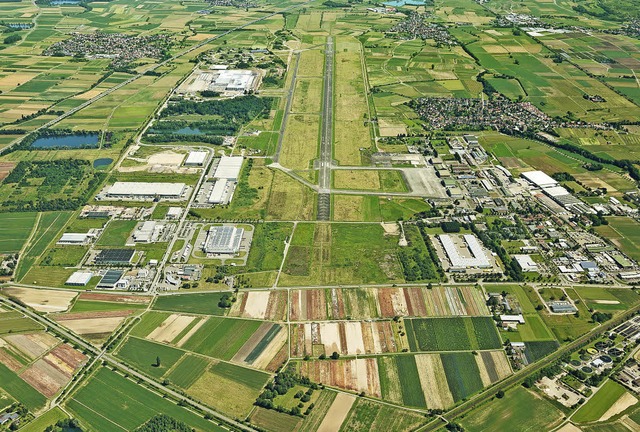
[317,37,334,221]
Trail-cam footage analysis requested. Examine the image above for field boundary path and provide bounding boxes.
[317,37,334,221]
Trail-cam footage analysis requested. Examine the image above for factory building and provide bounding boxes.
[439,234,492,269]
[521,170,593,214]
[104,182,187,200]
[211,70,257,92]
[208,180,233,205]
[204,226,244,255]
[65,271,93,286]
[213,156,243,181]
[57,232,93,245]
[521,170,558,189]
[132,221,163,243]
[184,151,208,167]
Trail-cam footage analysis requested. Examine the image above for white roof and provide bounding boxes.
[167,207,182,217]
[213,156,243,179]
[185,151,207,165]
[205,226,243,254]
[521,170,557,188]
[208,180,228,204]
[439,234,491,268]
[65,271,93,285]
[544,186,570,197]
[59,233,89,243]
[513,254,538,271]
[500,314,525,324]
[107,182,186,197]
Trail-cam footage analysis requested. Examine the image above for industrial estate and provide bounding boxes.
[4,0,640,431]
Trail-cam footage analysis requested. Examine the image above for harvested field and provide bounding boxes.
[20,358,69,397]
[54,310,134,321]
[414,354,454,409]
[147,314,196,344]
[77,292,150,304]
[475,350,511,386]
[3,332,58,360]
[46,344,87,373]
[3,287,77,313]
[232,322,284,365]
[292,321,398,357]
[317,392,356,432]
[232,290,288,321]
[600,391,638,421]
[297,358,381,397]
[57,316,127,335]
[0,162,15,182]
[265,341,289,372]
[289,286,488,321]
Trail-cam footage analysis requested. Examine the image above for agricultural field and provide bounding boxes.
[573,380,632,423]
[461,386,565,431]
[404,317,502,352]
[66,368,226,432]
[289,285,488,321]
[296,351,510,409]
[595,217,640,261]
[0,327,86,409]
[229,290,288,321]
[0,212,37,254]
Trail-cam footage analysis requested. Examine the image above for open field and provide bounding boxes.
[338,397,426,432]
[595,218,640,261]
[461,386,564,431]
[332,170,407,192]
[66,368,225,432]
[1,287,77,313]
[573,380,629,423]
[280,223,406,286]
[0,212,37,254]
[153,293,229,315]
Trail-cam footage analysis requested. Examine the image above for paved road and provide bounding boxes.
[317,37,334,221]
[273,52,300,163]
[0,296,255,432]
[1,0,314,153]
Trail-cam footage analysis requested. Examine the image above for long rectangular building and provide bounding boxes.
[439,234,491,269]
[213,156,243,180]
[105,182,187,200]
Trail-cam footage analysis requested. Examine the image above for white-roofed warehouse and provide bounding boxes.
[204,226,244,255]
[184,151,208,167]
[521,170,558,188]
[105,182,187,200]
[213,156,243,180]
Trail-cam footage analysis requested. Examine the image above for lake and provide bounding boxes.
[31,133,100,149]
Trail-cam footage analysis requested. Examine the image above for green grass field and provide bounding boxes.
[152,293,229,315]
[166,355,210,389]
[405,317,501,352]
[338,397,426,432]
[0,212,37,254]
[116,337,186,378]
[69,300,147,313]
[66,368,224,432]
[0,363,46,411]
[440,352,485,402]
[180,317,261,361]
[573,380,627,423]
[596,217,640,261]
[96,220,137,247]
[20,407,68,432]
[461,386,563,431]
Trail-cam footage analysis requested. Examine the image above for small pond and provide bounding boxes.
[93,158,113,169]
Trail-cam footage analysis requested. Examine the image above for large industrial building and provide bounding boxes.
[103,182,187,201]
[57,232,95,245]
[179,69,258,94]
[213,156,243,180]
[521,170,592,214]
[65,271,93,286]
[184,151,208,167]
[204,226,244,255]
[132,221,163,243]
[439,234,492,269]
[207,179,234,205]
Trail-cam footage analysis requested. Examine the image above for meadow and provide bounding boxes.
[152,293,229,315]
[0,363,46,411]
[573,380,628,423]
